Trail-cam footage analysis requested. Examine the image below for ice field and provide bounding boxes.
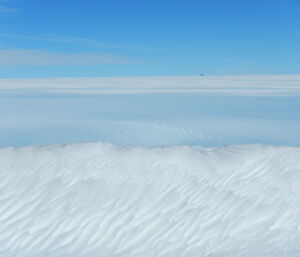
[0,75,300,256]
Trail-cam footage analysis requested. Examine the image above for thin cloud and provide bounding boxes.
[0,33,196,52]
[0,49,138,67]
[0,34,128,49]
[0,0,17,13]
[0,6,18,12]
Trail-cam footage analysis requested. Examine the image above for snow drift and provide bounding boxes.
[0,142,300,257]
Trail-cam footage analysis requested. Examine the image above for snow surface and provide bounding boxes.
[1,75,300,95]
[0,142,300,257]
[1,75,300,256]
[1,75,300,147]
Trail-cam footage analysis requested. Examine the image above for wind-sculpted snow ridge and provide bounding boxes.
[0,142,300,257]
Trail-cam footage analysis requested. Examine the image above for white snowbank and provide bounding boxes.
[0,142,299,256]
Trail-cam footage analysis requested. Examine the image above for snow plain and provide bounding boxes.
[1,75,300,147]
[0,75,300,256]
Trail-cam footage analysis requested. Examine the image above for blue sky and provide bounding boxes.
[0,0,299,78]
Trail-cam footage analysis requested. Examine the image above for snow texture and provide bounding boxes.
[0,142,300,257]
[1,75,300,148]
[1,75,300,256]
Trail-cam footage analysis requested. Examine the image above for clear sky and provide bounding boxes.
[0,0,299,78]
